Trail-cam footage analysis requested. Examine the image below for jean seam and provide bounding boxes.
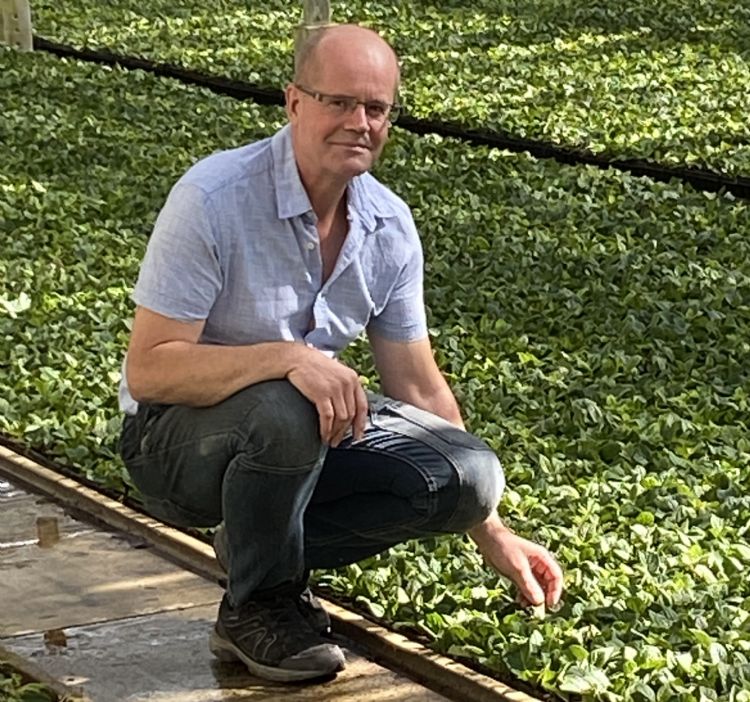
[369,403,500,531]
[125,444,228,523]
[134,405,320,471]
[232,452,325,474]
[142,495,218,526]
[230,392,324,470]
[346,444,439,489]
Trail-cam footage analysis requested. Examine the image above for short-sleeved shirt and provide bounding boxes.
[118,124,427,414]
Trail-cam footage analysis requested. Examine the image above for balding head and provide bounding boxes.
[294,24,400,97]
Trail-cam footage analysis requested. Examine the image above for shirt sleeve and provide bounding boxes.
[133,182,223,321]
[367,224,428,342]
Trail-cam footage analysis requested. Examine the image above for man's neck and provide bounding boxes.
[297,164,348,226]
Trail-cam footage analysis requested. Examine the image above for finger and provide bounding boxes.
[331,384,359,447]
[344,382,358,426]
[329,415,349,447]
[543,562,564,607]
[530,552,564,607]
[545,567,564,607]
[329,392,352,447]
[317,399,335,445]
[353,383,368,442]
[329,421,349,448]
[514,559,545,607]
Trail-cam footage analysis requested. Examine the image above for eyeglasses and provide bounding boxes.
[294,84,401,126]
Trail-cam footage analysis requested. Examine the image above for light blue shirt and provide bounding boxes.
[119,125,427,414]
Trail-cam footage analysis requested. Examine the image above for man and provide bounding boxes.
[119,24,563,683]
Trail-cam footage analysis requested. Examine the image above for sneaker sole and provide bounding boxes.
[209,629,345,683]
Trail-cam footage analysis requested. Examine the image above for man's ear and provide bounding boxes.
[284,83,300,122]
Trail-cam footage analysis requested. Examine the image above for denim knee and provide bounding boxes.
[235,380,324,470]
[446,448,505,532]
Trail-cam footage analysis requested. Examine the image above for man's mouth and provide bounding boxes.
[332,142,370,150]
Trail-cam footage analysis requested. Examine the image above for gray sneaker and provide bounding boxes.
[209,593,345,682]
[212,524,332,636]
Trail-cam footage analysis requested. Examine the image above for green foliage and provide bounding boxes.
[4,48,750,701]
[0,665,56,702]
[0,49,285,486]
[31,0,750,175]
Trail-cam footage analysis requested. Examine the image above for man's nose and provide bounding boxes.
[344,103,369,131]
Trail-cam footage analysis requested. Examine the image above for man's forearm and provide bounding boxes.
[127,340,306,407]
[422,384,465,428]
[384,376,465,429]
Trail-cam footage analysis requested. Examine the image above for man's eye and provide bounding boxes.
[366,103,388,118]
[325,98,350,110]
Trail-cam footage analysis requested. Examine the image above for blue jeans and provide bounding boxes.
[120,380,505,606]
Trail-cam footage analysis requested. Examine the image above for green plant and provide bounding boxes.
[31,0,750,175]
[0,665,56,702]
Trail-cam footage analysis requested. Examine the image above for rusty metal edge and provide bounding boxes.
[0,444,542,702]
[0,643,91,701]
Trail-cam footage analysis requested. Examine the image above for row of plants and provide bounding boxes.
[30,0,750,176]
[4,48,750,700]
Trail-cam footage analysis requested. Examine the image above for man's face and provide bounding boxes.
[286,40,399,182]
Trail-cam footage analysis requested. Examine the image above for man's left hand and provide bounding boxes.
[470,517,563,608]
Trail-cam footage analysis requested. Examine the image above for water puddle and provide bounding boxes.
[0,478,24,500]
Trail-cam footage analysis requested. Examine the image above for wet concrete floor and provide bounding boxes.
[0,477,451,701]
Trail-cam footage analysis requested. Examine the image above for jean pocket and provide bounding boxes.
[120,404,171,462]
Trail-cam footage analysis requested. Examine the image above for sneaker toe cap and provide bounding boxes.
[281,643,346,674]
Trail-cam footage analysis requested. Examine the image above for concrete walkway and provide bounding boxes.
[0,477,452,701]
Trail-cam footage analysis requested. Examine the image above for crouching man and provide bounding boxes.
[118,23,563,683]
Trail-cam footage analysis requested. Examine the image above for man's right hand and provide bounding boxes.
[286,346,368,447]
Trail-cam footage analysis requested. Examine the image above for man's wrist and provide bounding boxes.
[281,341,314,376]
[468,511,512,546]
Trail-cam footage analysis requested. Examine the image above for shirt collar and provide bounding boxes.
[272,125,313,220]
[347,174,401,233]
[271,124,401,232]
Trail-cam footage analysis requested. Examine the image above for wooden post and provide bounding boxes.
[295,0,335,58]
[303,0,331,26]
[0,0,33,51]
[36,516,60,547]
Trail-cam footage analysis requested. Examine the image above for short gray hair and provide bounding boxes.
[293,26,332,85]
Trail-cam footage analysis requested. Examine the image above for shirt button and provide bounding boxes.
[306,242,316,250]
